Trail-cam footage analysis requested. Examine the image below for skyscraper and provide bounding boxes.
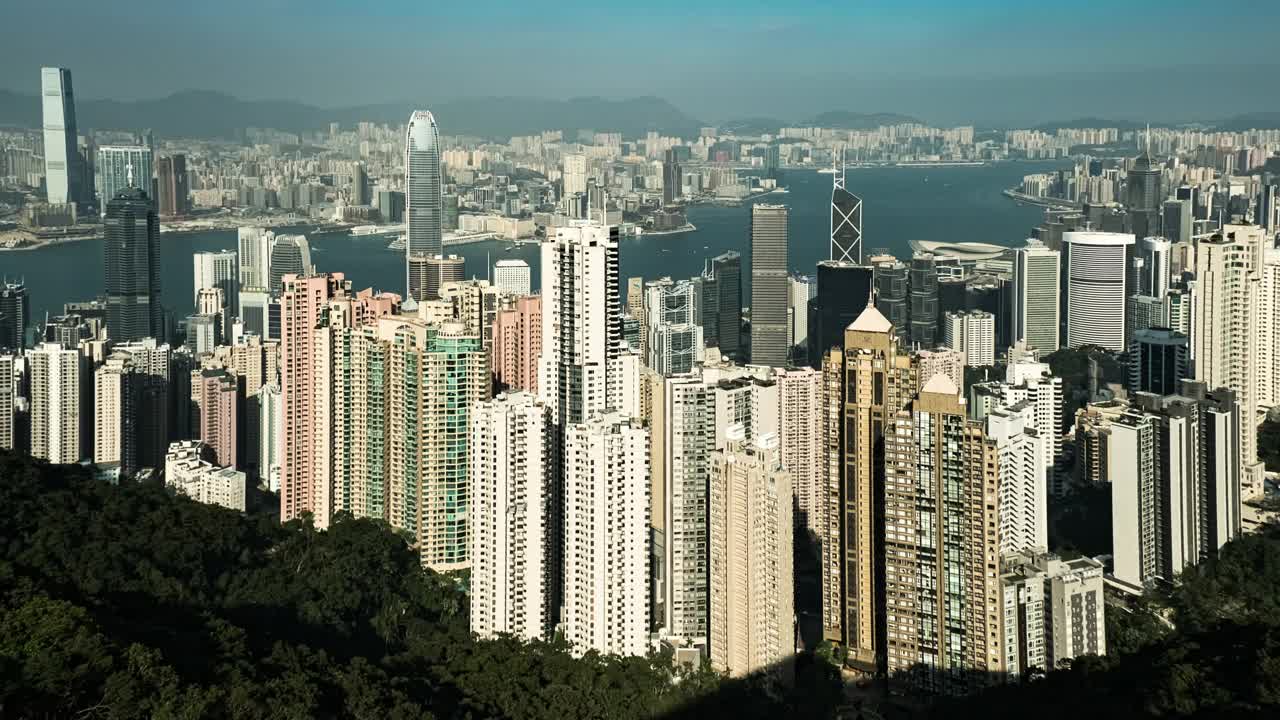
[280,273,350,526]
[538,223,621,428]
[237,227,273,292]
[645,278,702,377]
[1259,248,1280,411]
[908,252,939,348]
[41,67,83,207]
[830,165,863,263]
[193,250,239,330]
[562,413,650,657]
[839,302,916,670]
[662,148,682,206]
[104,186,162,342]
[97,145,154,210]
[156,154,188,217]
[0,282,30,351]
[1063,231,1135,351]
[1129,328,1189,396]
[871,257,910,345]
[406,111,443,300]
[808,261,873,367]
[749,204,789,366]
[425,254,465,300]
[1013,241,1060,352]
[709,430,794,679]
[268,235,313,294]
[986,403,1049,556]
[469,392,557,642]
[1126,147,1163,240]
[707,251,742,360]
[0,353,16,452]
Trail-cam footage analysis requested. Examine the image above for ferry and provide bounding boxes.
[816,167,837,175]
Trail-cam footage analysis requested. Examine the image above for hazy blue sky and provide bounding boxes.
[5,0,1279,125]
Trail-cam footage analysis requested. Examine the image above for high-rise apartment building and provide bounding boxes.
[916,347,964,395]
[406,111,443,300]
[194,369,238,469]
[776,367,822,534]
[104,187,162,342]
[538,223,621,428]
[987,403,1048,555]
[883,375,1002,692]
[92,345,169,477]
[164,441,246,512]
[563,153,588,198]
[1013,241,1060,352]
[259,383,282,492]
[492,295,541,394]
[156,154,188,217]
[41,67,83,207]
[1002,552,1106,675]
[97,145,154,210]
[1064,231,1135,351]
[493,259,532,296]
[280,273,350,526]
[29,342,86,464]
[658,376,715,646]
[709,431,794,679]
[943,310,995,366]
[1192,225,1265,499]
[1110,383,1242,589]
[1260,248,1280,411]
[469,392,557,642]
[562,413,650,657]
[838,302,916,669]
[749,204,789,367]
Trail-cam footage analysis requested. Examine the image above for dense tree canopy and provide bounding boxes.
[0,451,837,719]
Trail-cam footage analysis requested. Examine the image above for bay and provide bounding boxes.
[1,162,1063,324]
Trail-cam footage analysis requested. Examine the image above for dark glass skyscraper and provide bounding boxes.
[872,259,909,345]
[807,261,872,366]
[1126,148,1163,240]
[156,154,188,217]
[0,282,30,351]
[705,250,742,359]
[908,252,938,347]
[662,148,682,206]
[104,187,162,342]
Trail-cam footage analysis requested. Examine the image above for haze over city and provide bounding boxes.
[4,0,1280,126]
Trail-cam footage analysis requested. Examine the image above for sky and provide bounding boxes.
[4,0,1279,126]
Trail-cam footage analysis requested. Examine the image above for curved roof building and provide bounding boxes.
[908,240,1010,261]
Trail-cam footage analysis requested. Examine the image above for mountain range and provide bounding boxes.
[0,90,707,140]
[1,88,1276,141]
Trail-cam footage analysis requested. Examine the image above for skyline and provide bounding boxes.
[5,1,1280,127]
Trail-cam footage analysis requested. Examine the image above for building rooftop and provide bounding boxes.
[848,304,893,333]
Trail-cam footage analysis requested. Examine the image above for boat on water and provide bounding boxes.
[816,167,837,175]
[505,245,515,252]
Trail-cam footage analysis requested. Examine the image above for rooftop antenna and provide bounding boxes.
[1145,123,1151,156]
[126,162,135,189]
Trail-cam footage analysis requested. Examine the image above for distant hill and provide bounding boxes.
[803,111,922,129]
[1216,111,1280,131]
[0,90,705,140]
[718,117,786,136]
